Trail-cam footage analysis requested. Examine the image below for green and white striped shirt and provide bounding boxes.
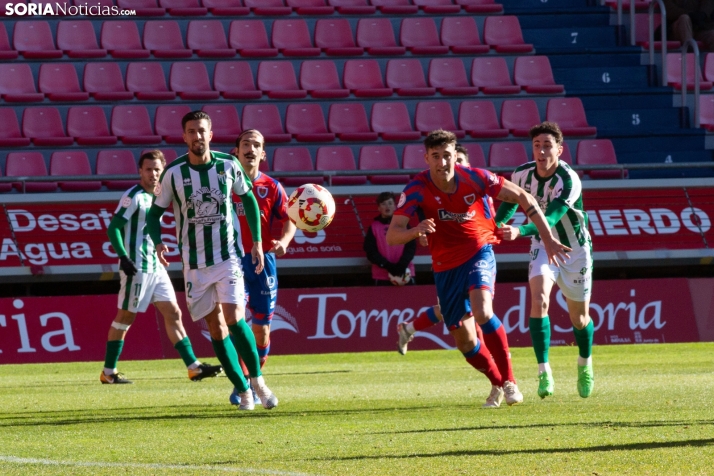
[154,151,252,270]
[113,185,161,273]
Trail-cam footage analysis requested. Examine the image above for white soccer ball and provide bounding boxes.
[286,183,336,232]
[388,268,411,286]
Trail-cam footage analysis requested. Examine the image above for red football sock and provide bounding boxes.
[412,309,438,331]
[483,324,515,383]
[464,343,502,387]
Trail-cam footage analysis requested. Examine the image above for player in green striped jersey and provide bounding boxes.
[146,111,277,410]
[101,150,222,385]
[495,121,594,399]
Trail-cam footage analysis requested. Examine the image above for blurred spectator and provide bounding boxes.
[664,0,714,51]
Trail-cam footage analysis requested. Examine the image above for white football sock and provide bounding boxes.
[405,322,415,334]
[578,356,592,366]
[538,362,551,374]
[103,368,116,376]
[187,361,200,370]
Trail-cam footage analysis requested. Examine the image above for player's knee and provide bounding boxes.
[531,296,549,314]
[115,309,137,325]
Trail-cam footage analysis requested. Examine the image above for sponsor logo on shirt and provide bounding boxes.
[397,193,406,208]
[187,187,226,225]
[437,209,476,223]
[487,172,498,186]
[183,178,193,187]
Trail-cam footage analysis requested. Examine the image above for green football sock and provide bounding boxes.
[228,319,262,378]
[173,337,198,367]
[573,319,594,359]
[529,316,551,364]
[104,340,124,370]
[211,337,249,392]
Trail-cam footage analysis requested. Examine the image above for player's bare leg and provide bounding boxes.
[101,309,136,384]
[566,297,594,398]
[529,275,556,398]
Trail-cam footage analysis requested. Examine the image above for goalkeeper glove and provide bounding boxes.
[119,256,138,277]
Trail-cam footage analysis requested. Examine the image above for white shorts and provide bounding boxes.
[118,267,176,313]
[183,258,245,321]
[528,240,593,302]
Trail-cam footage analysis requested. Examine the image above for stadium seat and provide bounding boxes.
[0,23,19,60]
[428,58,479,96]
[50,151,102,192]
[402,144,427,174]
[513,56,565,94]
[300,60,350,98]
[111,105,161,144]
[458,100,508,138]
[229,20,278,57]
[96,150,139,191]
[328,103,378,141]
[329,0,376,14]
[440,17,489,54]
[203,0,249,16]
[635,13,680,50]
[13,21,63,59]
[242,104,291,143]
[699,94,714,131]
[371,102,421,140]
[22,107,74,146]
[343,59,392,97]
[57,21,107,58]
[0,108,31,147]
[117,0,166,15]
[315,19,364,56]
[214,61,262,100]
[501,99,541,137]
[359,145,409,184]
[285,103,336,142]
[143,148,179,164]
[160,0,207,16]
[604,0,650,11]
[483,16,533,53]
[126,62,176,100]
[101,21,150,58]
[558,142,584,178]
[143,20,192,58]
[187,20,236,58]
[413,0,460,13]
[273,147,322,186]
[244,0,292,15]
[155,105,191,143]
[67,106,118,145]
[546,98,597,136]
[0,167,10,193]
[455,0,502,13]
[667,53,713,90]
[201,105,241,143]
[459,142,487,168]
[415,102,465,138]
[356,18,406,55]
[272,19,320,57]
[287,0,335,14]
[258,61,307,99]
[316,146,366,185]
[386,59,436,96]
[84,63,134,101]
[576,139,624,179]
[371,0,418,14]
[169,62,220,100]
[0,64,44,102]
[6,152,58,193]
[471,57,520,94]
[488,142,528,179]
[38,64,90,101]
[400,18,449,55]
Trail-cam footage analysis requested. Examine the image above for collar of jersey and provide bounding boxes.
[187,152,216,171]
[533,163,558,182]
[427,169,459,195]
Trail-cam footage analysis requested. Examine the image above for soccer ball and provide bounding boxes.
[388,268,412,286]
[286,184,336,232]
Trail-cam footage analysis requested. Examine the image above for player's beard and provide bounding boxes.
[191,141,207,156]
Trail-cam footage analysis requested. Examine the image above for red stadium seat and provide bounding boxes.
[101,21,150,58]
[371,102,421,140]
[155,105,191,143]
[328,103,378,141]
[273,147,322,186]
[459,142,487,168]
[667,53,713,90]
[0,22,19,60]
[371,0,418,14]
[428,58,479,96]
[242,105,291,143]
[187,20,236,58]
[440,17,489,54]
[356,18,405,55]
[315,19,363,56]
[0,167,10,193]
[272,19,320,57]
[22,107,74,146]
[203,0,249,16]
[169,62,220,100]
[704,53,714,82]
[402,144,427,174]
[328,0,376,14]
[513,56,564,94]
[471,57,520,94]
[67,106,117,145]
[557,142,583,178]
[458,100,508,138]
[117,0,166,15]
[300,60,349,98]
[143,148,179,164]
[0,108,30,147]
[455,0,502,13]
[111,105,161,144]
[287,0,335,14]
[244,0,292,15]
[6,152,58,193]
[316,146,366,185]
[635,13,680,50]
[286,103,335,142]
[343,59,392,97]
[483,16,533,53]
[84,62,134,100]
[126,62,176,100]
[400,18,449,55]
[97,150,139,190]
[488,142,528,179]
[143,20,192,58]
[415,101,464,138]
[500,99,541,137]
[50,151,102,192]
[546,98,597,136]
[359,145,409,184]
[699,94,714,131]
[13,21,63,59]
[576,139,623,179]
[0,64,44,102]
[214,61,262,100]
[257,61,307,99]
[160,0,207,16]
[57,21,107,58]
[229,20,278,58]
[413,0,460,14]
[386,59,436,96]
[38,63,90,101]
[201,105,241,143]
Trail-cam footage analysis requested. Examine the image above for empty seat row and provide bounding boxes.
[0,16,528,60]
[666,53,714,91]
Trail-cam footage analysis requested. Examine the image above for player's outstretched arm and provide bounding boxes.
[387,215,435,246]
[146,204,169,266]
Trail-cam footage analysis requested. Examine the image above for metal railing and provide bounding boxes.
[681,38,702,128]
[648,0,668,86]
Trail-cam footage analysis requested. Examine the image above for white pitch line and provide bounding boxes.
[0,455,312,475]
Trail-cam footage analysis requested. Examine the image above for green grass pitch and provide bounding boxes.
[1,343,713,475]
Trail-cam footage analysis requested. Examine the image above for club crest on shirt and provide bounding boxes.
[217,170,226,185]
[257,186,269,199]
[187,187,226,225]
[397,192,406,208]
[463,193,475,205]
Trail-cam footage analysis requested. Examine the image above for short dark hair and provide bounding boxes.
[376,191,395,205]
[236,129,265,148]
[529,121,563,145]
[181,111,212,131]
[455,144,468,157]
[424,129,458,151]
[138,150,166,169]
